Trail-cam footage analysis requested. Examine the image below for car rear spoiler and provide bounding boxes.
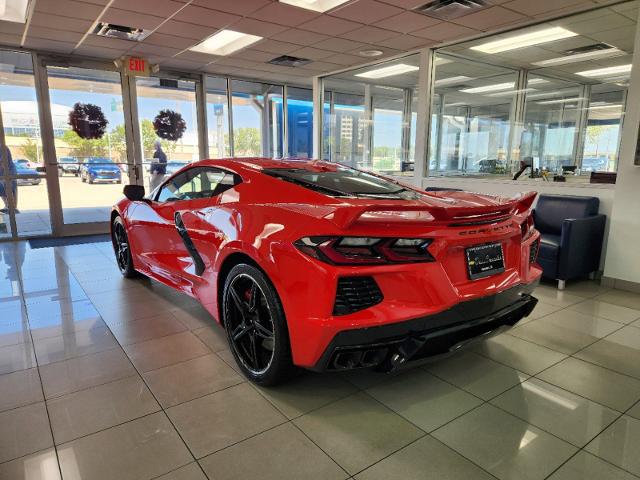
[324,191,537,229]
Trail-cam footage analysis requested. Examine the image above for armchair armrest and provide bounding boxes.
[558,214,606,280]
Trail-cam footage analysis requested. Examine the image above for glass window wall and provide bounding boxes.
[286,87,313,158]
[521,76,583,175]
[136,77,199,192]
[47,66,130,226]
[206,76,230,159]
[0,51,51,237]
[230,80,283,158]
[322,53,420,176]
[429,55,516,176]
[582,85,626,173]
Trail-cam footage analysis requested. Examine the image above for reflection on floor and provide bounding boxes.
[1,207,111,238]
[1,240,640,480]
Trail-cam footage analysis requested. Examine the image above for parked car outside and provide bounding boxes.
[80,157,122,184]
[15,159,34,169]
[15,163,41,186]
[58,157,80,176]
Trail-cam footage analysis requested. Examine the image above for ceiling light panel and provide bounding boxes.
[471,27,578,54]
[189,30,263,56]
[279,0,351,13]
[537,97,584,105]
[355,64,420,79]
[577,64,632,78]
[461,78,546,94]
[0,0,29,23]
[461,82,514,93]
[435,75,474,87]
[533,48,625,67]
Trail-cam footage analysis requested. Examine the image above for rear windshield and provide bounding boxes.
[263,166,421,200]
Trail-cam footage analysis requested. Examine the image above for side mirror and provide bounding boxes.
[123,185,146,201]
[35,166,46,173]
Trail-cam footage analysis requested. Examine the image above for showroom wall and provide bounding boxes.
[605,15,640,287]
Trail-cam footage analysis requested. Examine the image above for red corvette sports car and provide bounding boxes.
[111,158,541,385]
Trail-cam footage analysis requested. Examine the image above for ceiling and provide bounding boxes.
[0,0,629,86]
[443,0,638,80]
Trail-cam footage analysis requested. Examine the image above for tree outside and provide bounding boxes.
[19,138,41,164]
[233,127,261,156]
[585,124,614,158]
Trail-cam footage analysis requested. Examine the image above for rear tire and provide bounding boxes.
[111,215,139,278]
[222,264,296,386]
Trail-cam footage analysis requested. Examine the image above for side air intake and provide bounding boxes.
[333,276,383,316]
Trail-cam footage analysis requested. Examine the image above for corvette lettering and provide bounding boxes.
[459,225,510,235]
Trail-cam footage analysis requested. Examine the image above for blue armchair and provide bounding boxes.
[533,194,606,289]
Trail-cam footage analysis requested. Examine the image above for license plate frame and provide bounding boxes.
[465,243,505,280]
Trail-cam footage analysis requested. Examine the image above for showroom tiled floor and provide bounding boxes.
[1,241,640,479]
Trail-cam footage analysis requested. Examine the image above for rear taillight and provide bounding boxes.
[295,236,434,265]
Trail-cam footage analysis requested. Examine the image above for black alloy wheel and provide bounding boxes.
[111,216,138,278]
[223,264,295,385]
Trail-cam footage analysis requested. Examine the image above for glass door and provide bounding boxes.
[135,77,200,193]
[0,50,52,239]
[44,64,134,232]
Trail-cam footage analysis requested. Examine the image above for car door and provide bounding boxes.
[127,166,237,295]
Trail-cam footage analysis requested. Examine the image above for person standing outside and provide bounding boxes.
[149,140,167,192]
[0,145,18,214]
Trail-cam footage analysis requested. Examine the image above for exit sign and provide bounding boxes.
[124,56,150,76]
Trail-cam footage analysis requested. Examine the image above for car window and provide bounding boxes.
[156,167,239,203]
[263,166,421,200]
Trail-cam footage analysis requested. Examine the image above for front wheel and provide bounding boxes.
[111,215,138,278]
[222,264,295,386]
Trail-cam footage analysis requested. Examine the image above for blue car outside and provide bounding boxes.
[15,165,41,186]
[81,158,122,184]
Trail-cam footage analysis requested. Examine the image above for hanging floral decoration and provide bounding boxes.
[153,109,187,141]
[68,102,109,140]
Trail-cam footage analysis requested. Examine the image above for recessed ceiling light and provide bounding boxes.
[537,97,584,105]
[576,64,632,78]
[435,75,474,87]
[359,49,384,57]
[461,78,546,94]
[355,64,419,79]
[533,47,625,67]
[189,29,262,56]
[0,0,29,23]
[488,88,537,97]
[279,0,351,13]
[471,27,578,54]
[461,82,514,93]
